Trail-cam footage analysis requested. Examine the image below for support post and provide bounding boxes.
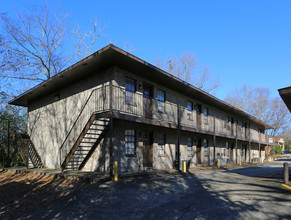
[109,81,114,178]
[248,123,251,164]
[235,119,238,164]
[176,104,181,171]
[284,162,289,184]
[7,120,10,166]
[213,115,216,167]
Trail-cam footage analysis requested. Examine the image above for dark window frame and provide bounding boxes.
[158,133,166,155]
[157,89,166,113]
[125,77,136,105]
[203,139,208,156]
[187,101,193,120]
[187,137,193,156]
[125,130,136,156]
[203,107,209,124]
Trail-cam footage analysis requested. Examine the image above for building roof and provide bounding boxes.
[278,86,291,112]
[9,44,272,129]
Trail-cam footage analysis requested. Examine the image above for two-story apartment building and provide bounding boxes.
[10,44,272,174]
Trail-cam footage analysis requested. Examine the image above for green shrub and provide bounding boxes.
[285,144,291,151]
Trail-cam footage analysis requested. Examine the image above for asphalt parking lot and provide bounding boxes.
[21,159,291,220]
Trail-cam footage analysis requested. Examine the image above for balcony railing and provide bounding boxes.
[60,84,268,166]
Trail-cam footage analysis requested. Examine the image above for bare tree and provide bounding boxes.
[72,17,105,60]
[1,5,69,81]
[225,85,290,136]
[0,4,105,83]
[155,52,219,93]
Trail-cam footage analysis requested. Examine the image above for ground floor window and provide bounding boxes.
[125,130,136,155]
[158,133,165,155]
[187,137,193,156]
[225,142,229,156]
[203,139,208,156]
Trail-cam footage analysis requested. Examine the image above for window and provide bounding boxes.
[203,139,208,156]
[226,142,229,156]
[187,101,193,120]
[158,133,165,155]
[203,107,208,124]
[187,137,193,156]
[225,116,230,130]
[125,78,136,104]
[157,90,165,112]
[125,130,136,155]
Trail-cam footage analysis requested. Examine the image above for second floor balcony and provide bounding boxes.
[78,85,269,144]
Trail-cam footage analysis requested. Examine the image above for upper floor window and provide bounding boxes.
[125,130,136,155]
[158,133,165,155]
[125,78,136,104]
[187,101,193,120]
[225,116,230,130]
[203,107,208,124]
[157,90,166,112]
[203,139,208,156]
[187,137,193,156]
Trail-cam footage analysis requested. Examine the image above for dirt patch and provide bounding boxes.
[0,170,82,220]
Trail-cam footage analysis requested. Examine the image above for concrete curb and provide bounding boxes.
[1,162,272,183]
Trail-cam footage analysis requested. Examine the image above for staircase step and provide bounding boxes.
[81,141,97,144]
[82,138,98,141]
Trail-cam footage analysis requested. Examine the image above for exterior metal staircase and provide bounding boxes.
[63,117,110,171]
[16,133,44,168]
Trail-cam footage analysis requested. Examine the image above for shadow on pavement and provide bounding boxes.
[25,170,291,219]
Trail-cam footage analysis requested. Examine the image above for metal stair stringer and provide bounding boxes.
[78,120,110,170]
[61,114,96,171]
[62,114,110,171]
[16,133,44,168]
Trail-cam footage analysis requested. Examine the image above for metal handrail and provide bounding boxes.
[59,85,109,167]
[59,84,267,168]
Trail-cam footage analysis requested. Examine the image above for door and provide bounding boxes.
[197,138,202,164]
[231,117,234,136]
[196,104,202,129]
[143,84,153,118]
[143,131,153,167]
[244,144,247,162]
[231,143,235,163]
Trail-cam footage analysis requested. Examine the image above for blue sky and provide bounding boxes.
[1,0,291,100]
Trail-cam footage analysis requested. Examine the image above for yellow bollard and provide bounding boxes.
[239,158,241,166]
[114,161,118,181]
[252,159,254,164]
[217,159,220,168]
[261,157,263,164]
[183,161,187,173]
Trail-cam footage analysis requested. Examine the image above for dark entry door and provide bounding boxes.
[197,138,202,164]
[143,84,153,118]
[143,131,153,167]
[196,104,202,129]
[244,144,247,162]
